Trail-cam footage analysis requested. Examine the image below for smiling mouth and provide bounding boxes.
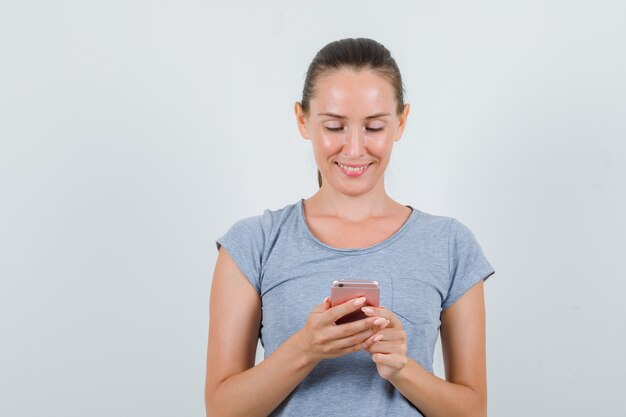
[335,162,373,176]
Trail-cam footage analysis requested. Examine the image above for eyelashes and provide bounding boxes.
[324,127,383,133]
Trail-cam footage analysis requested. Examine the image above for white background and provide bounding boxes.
[1,1,625,416]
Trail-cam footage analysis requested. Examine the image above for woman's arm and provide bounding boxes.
[387,280,487,417]
[204,247,320,417]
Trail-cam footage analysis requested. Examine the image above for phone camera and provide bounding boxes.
[338,283,344,287]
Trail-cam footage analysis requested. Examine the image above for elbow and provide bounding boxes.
[454,383,486,417]
[205,383,224,417]
[206,374,240,417]
[472,405,487,417]
[205,380,239,417]
[467,387,487,417]
[205,395,224,417]
[204,391,213,417]
[467,404,487,417]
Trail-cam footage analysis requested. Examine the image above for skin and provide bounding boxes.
[205,67,488,417]
[295,67,411,224]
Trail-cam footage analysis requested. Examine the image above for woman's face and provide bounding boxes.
[295,67,410,196]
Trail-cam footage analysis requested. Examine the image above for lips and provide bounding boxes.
[336,162,372,168]
[335,162,373,177]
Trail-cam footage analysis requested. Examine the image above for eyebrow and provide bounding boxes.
[317,112,390,120]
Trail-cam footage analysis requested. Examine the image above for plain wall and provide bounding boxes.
[1,1,624,416]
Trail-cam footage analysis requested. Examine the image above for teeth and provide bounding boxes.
[338,163,369,172]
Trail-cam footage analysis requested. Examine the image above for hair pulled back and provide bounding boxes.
[299,38,406,188]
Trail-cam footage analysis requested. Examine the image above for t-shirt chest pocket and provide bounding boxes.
[390,273,441,327]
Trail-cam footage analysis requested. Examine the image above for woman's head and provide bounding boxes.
[295,37,410,193]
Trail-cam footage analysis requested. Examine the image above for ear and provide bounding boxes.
[394,103,410,141]
[294,101,311,140]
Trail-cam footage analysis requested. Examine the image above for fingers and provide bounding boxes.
[326,296,368,324]
[366,343,408,364]
[361,306,402,328]
[371,316,391,330]
[316,299,395,341]
[305,318,377,359]
[362,327,407,352]
[362,329,386,350]
[322,326,375,354]
[305,297,401,359]
[364,340,397,353]
[325,316,373,340]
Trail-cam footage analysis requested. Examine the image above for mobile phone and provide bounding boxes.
[330,279,380,325]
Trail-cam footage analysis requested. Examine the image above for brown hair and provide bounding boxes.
[299,38,406,188]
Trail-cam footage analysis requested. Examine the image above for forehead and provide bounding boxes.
[311,68,395,116]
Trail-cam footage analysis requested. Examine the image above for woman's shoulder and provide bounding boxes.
[221,199,300,238]
[411,206,457,232]
[409,207,483,245]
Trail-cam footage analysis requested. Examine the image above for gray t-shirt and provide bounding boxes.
[215,198,495,416]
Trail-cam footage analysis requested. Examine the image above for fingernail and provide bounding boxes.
[373,317,385,326]
[373,334,383,342]
[361,306,374,314]
[353,297,366,305]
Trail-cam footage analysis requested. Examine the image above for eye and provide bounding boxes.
[366,127,384,132]
[324,126,344,132]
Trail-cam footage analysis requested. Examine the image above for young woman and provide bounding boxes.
[205,38,495,417]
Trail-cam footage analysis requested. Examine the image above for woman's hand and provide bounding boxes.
[293,296,391,362]
[360,306,408,381]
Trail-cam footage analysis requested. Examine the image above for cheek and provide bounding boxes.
[314,134,343,154]
[365,138,393,155]
[320,136,336,149]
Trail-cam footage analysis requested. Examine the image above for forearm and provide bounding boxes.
[388,358,485,417]
[206,332,319,417]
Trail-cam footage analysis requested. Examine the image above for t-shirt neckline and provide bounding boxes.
[297,198,418,254]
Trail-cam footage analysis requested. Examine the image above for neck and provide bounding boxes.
[305,182,399,223]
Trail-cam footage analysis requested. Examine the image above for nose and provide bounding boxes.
[342,127,366,158]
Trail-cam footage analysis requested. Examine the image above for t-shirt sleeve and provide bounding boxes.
[442,218,496,310]
[215,215,267,294]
